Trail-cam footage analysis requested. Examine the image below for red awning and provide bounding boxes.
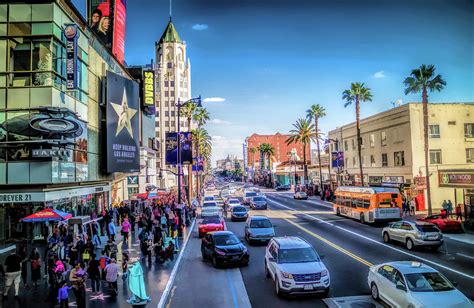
[22,208,72,222]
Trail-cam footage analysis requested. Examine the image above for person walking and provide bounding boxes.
[69,262,86,308]
[447,200,453,218]
[88,254,101,294]
[108,219,117,242]
[19,247,28,289]
[121,217,131,244]
[456,204,463,221]
[104,258,119,296]
[57,281,72,308]
[3,249,22,300]
[410,198,416,216]
[92,221,101,247]
[121,252,130,280]
[29,247,42,287]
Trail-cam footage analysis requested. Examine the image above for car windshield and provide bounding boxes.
[246,192,257,197]
[203,202,217,207]
[253,196,265,201]
[214,234,240,246]
[416,225,439,233]
[233,206,246,213]
[278,247,319,263]
[404,272,454,292]
[202,218,221,224]
[250,219,272,228]
[229,199,240,204]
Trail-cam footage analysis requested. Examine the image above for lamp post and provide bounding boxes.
[176,96,201,206]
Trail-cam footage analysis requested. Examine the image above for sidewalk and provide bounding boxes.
[0,224,191,308]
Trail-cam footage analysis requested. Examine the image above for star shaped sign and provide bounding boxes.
[111,88,138,137]
[90,293,111,301]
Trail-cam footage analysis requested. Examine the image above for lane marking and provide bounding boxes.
[269,199,334,226]
[226,269,240,308]
[456,253,474,260]
[158,218,197,308]
[269,199,474,280]
[285,218,374,267]
[268,193,334,209]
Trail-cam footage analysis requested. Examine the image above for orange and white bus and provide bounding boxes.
[334,186,402,223]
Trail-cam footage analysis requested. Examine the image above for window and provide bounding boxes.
[370,155,376,167]
[344,140,348,151]
[170,81,175,87]
[352,157,357,167]
[165,111,169,117]
[362,156,366,167]
[171,121,175,127]
[9,39,32,71]
[394,151,405,166]
[164,81,169,87]
[465,124,474,138]
[171,111,175,116]
[370,134,375,147]
[429,150,442,164]
[352,139,356,150]
[345,158,348,167]
[466,148,474,163]
[167,62,172,68]
[382,153,388,167]
[381,131,387,146]
[429,125,440,138]
[360,136,365,148]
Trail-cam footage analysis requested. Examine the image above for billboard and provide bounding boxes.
[106,71,140,173]
[331,151,344,168]
[165,132,193,166]
[142,69,155,115]
[89,0,126,63]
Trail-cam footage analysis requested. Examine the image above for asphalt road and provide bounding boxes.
[225,192,474,307]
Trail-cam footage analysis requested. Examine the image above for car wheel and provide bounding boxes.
[383,232,390,243]
[275,278,282,297]
[212,255,219,268]
[336,207,341,216]
[360,213,365,224]
[371,282,379,300]
[264,261,270,278]
[201,246,207,261]
[406,238,414,250]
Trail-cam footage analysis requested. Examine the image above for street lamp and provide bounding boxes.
[176,96,201,206]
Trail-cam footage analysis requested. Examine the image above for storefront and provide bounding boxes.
[438,170,474,224]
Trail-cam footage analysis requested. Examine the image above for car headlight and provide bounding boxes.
[242,247,248,253]
[321,270,328,277]
[215,248,226,255]
[280,271,293,279]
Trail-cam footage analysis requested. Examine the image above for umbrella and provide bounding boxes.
[22,208,72,222]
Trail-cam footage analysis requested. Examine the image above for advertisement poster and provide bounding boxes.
[165,132,178,165]
[106,71,140,173]
[331,151,344,168]
[165,132,193,165]
[112,0,126,63]
[192,156,204,172]
[180,132,193,165]
[142,69,155,115]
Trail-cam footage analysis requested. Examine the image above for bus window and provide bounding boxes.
[345,198,352,207]
[363,199,371,209]
[352,199,357,208]
[356,199,364,208]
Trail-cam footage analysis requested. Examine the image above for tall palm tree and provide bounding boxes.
[404,64,446,215]
[181,103,199,201]
[307,104,327,193]
[342,82,373,186]
[249,147,256,181]
[257,143,275,170]
[193,106,210,128]
[286,118,315,184]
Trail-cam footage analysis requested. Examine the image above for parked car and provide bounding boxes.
[294,191,308,200]
[417,214,464,233]
[198,216,225,238]
[275,184,291,191]
[245,216,275,244]
[250,196,268,210]
[201,231,249,268]
[243,191,258,205]
[231,205,249,221]
[382,221,443,251]
[368,261,472,308]
[265,236,330,297]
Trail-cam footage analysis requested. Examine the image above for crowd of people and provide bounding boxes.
[2,191,196,307]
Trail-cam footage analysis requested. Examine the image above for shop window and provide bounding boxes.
[52,39,64,75]
[9,4,32,22]
[8,23,32,36]
[32,4,53,21]
[32,23,53,35]
[0,5,6,22]
[9,38,32,71]
[0,24,6,36]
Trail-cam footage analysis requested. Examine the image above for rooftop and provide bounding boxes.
[386,261,437,274]
[158,20,182,44]
[274,236,311,249]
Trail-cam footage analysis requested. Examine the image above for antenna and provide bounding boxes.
[169,0,172,21]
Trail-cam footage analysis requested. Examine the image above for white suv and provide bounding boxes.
[264,236,330,297]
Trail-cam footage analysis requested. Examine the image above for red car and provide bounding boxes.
[417,214,464,233]
[198,217,225,238]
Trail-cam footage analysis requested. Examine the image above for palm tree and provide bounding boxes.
[181,103,199,201]
[342,82,373,186]
[193,106,210,128]
[307,104,327,194]
[192,127,212,196]
[404,64,446,215]
[257,143,275,170]
[249,147,256,182]
[286,118,315,184]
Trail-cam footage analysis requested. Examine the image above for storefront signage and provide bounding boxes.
[64,24,79,90]
[32,149,71,158]
[439,171,474,187]
[0,193,42,203]
[127,176,138,185]
[142,70,155,115]
[106,71,140,173]
[369,176,383,185]
[383,176,404,184]
[414,176,427,189]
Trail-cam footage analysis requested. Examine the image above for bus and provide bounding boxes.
[334,186,402,223]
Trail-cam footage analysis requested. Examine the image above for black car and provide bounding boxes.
[201,231,249,268]
[231,205,248,221]
[275,184,291,191]
[250,196,268,210]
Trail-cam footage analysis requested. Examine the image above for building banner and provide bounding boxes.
[112,0,126,63]
[64,24,79,89]
[141,69,155,115]
[165,132,178,165]
[180,132,193,165]
[165,132,193,165]
[106,71,140,173]
[331,151,344,168]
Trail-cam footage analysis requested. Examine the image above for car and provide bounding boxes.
[368,261,472,308]
[382,221,443,251]
[245,216,275,244]
[265,236,330,297]
[250,196,268,210]
[230,205,249,221]
[201,231,249,268]
[215,197,225,207]
[201,206,221,218]
[294,191,308,200]
[203,195,215,202]
[225,198,241,207]
[275,184,291,191]
[243,191,258,205]
[203,201,218,208]
[417,214,464,233]
[198,216,225,238]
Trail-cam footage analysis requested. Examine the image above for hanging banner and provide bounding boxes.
[331,151,344,168]
[165,132,193,165]
[165,132,178,165]
[180,132,193,165]
[112,0,126,63]
[64,24,79,90]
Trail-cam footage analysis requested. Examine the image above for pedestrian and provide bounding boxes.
[447,200,453,217]
[121,217,131,244]
[441,200,448,213]
[410,198,416,216]
[108,218,116,241]
[122,253,130,280]
[104,258,119,296]
[19,247,28,289]
[402,200,409,217]
[69,262,86,308]
[92,221,101,247]
[2,249,22,300]
[57,281,72,308]
[87,254,101,294]
[57,241,67,263]
[456,204,463,221]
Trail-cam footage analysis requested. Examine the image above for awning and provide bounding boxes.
[22,208,72,222]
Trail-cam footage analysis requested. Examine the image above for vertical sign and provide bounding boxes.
[64,24,79,90]
[142,69,155,115]
[112,0,126,63]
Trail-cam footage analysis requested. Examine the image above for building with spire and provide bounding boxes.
[155,20,192,188]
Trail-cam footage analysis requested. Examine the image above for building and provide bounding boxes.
[0,0,140,251]
[327,103,474,213]
[154,20,192,189]
[216,155,243,172]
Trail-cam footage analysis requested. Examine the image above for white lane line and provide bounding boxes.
[157,218,197,308]
[456,253,474,260]
[268,199,474,280]
[268,193,334,210]
[269,199,335,226]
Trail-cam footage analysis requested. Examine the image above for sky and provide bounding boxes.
[124,0,474,165]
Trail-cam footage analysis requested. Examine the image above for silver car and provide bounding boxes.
[382,221,443,251]
[244,215,275,244]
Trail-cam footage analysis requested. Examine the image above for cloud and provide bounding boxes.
[210,118,231,125]
[373,70,386,78]
[192,24,208,31]
[211,135,243,164]
[203,97,226,103]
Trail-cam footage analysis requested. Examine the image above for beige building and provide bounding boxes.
[328,103,474,212]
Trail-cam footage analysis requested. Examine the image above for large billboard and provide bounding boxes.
[165,132,193,166]
[106,71,140,173]
[89,0,126,63]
